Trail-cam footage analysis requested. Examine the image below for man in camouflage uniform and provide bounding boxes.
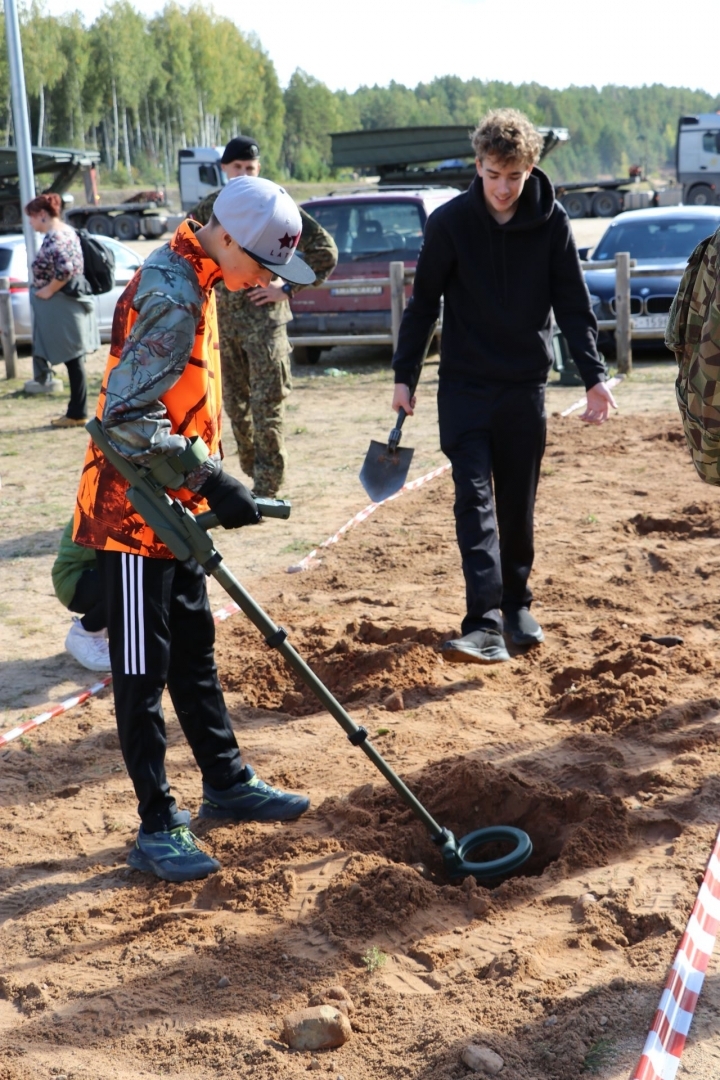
[667,222,720,485]
[192,136,338,497]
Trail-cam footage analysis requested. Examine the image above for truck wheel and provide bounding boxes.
[686,184,716,206]
[591,190,621,217]
[86,214,114,237]
[293,345,322,365]
[561,193,590,218]
[114,214,140,241]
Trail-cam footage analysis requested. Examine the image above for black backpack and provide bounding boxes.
[75,229,115,295]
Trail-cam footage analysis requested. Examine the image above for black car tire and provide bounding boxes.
[293,345,322,365]
[686,184,716,207]
[86,214,114,237]
[562,192,590,219]
[591,191,621,218]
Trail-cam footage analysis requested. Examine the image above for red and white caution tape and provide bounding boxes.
[560,374,624,417]
[287,462,451,573]
[631,828,720,1080]
[0,676,112,749]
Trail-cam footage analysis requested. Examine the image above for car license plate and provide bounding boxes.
[632,314,669,330]
[330,285,383,296]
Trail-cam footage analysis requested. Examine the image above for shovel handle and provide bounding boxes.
[388,406,408,453]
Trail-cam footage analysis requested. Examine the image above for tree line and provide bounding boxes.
[2,3,719,186]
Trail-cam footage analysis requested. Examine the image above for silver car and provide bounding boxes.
[0,234,143,344]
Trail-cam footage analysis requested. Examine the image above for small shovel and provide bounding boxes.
[359,411,414,503]
[359,363,424,503]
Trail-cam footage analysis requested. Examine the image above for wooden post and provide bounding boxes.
[390,261,405,352]
[0,276,17,379]
[615,251,632,375]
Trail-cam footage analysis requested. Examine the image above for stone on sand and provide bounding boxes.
[281,1005,352,1050]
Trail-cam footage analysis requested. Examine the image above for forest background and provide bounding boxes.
[2,0,720,189]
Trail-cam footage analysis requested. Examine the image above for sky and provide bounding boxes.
[43,0,720,97]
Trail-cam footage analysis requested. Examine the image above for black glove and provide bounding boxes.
[199,469,261,529]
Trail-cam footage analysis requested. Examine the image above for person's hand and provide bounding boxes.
[579,381,617,425]
[35,285,53,300]
[199,469,260,529]
[392,383,416,417]
[247,279,286,306]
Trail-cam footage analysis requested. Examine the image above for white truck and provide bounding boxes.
[677,113,720,206]
[178,147,227,211]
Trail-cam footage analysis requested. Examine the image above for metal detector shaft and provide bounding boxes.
[210,559,448,841]
[85,419,448,844]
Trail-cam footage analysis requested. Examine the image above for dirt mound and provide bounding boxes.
[628,501,720,538]
[217,618,446,714]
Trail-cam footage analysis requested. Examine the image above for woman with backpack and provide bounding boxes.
[23,192,99,427]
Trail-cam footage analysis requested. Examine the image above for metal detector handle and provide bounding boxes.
[196,497,291,530]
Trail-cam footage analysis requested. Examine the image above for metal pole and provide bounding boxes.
[615,251,632,375]
[0,278,18,379]
[4,0,37,279]
[390,260,405,352]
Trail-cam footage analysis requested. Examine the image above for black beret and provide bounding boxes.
[221,136,260,164]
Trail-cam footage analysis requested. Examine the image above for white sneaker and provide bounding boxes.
[65,619,111,672]
[24,377,64,395]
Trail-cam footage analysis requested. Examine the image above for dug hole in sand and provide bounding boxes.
[3,370,720,1078]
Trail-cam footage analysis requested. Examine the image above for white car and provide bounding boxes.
[0,234,143,344]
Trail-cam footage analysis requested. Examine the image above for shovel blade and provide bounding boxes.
[359,440,414,503]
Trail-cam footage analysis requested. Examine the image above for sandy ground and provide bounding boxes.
[6,223,720,1079]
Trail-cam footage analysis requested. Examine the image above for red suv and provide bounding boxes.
[290,187,459,363]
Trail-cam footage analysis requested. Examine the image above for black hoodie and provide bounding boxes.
[392,167,605,391]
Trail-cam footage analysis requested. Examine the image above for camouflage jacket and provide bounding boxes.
[667,225,720,485]
[191,193,337,330]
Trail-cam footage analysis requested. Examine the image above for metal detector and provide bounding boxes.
[86,419,532,882]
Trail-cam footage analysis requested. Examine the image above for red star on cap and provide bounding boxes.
[278,232,300,250]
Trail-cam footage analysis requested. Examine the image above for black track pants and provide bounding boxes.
[96,551,243,831]
[438,379,546,635]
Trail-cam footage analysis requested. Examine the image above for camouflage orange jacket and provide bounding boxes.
[73,220,224,557]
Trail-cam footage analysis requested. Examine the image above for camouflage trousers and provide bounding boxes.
[219,322,292,498]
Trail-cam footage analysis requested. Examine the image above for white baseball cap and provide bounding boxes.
[213,176,315,286]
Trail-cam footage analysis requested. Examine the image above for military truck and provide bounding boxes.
[330,124,569,191]
[0,146,98,231]
[330,123,694,218]
[0,145,169,238]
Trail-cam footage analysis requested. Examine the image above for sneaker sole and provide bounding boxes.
[126,847,219,882]
[441,643,510,665]
[503,624,545,647]
[198,798,310,823]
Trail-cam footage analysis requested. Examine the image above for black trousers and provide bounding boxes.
[438,379,546,635]
[34,353,87,419]
[68,567,106,632]
[96,551,243,832]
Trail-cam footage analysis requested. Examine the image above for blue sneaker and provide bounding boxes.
[199,766,310,823]
[127,824,220,882]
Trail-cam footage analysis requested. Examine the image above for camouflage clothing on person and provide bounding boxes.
[191,192,338,495]
[666,225,720,486]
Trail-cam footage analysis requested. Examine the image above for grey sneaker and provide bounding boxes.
[503,608,544,646]
[24,377,63,395]
[441,630,510,664]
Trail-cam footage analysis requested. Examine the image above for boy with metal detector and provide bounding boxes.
[73,177,316,883]
[391,109,616,664]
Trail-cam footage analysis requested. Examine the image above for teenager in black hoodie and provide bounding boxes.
[392,109,616,664]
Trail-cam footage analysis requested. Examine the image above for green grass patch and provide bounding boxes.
[582,1037,616,1073]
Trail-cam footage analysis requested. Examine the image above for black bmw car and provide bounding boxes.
[581,206,720,355]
